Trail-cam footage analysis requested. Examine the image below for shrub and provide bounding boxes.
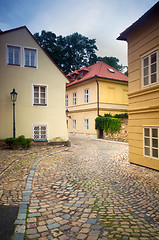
[5,135,32,149]
[104,113,128,119]
[95,117,121,135]
[114,113,128,119]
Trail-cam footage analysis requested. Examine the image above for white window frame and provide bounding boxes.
[142,48,158,88]
[73,119,76,129]
[65,95,68,107]
[84,89,89,103]
[32,84,48,106]
[6,44,22,66]
[84,119,89,130]
[73,92,76,105]
[143,126,159,160]
[32,123,48,141]
[23,46,38,68]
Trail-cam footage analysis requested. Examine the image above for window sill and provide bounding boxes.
[34,140,48,142]
[33,104,47,106]
[24,65,37,68]
[7,63,20,66]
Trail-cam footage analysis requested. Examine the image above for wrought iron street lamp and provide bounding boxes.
[66,109,71,119]
[10,88,18,138]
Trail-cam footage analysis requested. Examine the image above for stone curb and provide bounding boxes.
[12,148,69,240]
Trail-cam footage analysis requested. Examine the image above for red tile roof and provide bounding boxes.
[66,61,128,87]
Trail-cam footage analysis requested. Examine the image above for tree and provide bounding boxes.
[98,56,128,74]
[34,30,98,74]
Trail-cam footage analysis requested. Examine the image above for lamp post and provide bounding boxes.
[10,88,18,138]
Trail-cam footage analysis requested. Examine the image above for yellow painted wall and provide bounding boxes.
[66,76,128,135]
[67,110,97,134]
[66,80,97,134]
[98,79,128,105]
[126,11,159,170]
[0,27,68,141]
[66,80,97,107]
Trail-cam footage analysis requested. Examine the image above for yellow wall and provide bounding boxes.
[126,12,159,170]
[0,27,68,141]
[66,77,128,135]
[98,79,128,104]
[98,78,128,116]
[67,110,97,135]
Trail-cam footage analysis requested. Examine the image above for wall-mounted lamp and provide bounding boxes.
[66,109,71,119]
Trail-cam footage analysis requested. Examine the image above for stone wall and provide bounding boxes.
[97,118,128,142]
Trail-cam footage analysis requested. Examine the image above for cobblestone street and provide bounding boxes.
[1,138,159,240]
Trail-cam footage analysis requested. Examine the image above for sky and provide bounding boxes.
[0,0,158,66]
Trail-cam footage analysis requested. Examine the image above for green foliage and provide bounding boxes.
[34,30,98,74]
[114,113,128,119]
[5,135,32,149]
[104,113,128,119]
[95,117,121,135]
[98,56,128,74]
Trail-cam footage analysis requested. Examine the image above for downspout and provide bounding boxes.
[95,75,100,116]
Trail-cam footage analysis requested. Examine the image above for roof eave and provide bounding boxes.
[117,2,159,41]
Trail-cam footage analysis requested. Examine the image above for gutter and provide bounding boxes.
[95,75,100,116]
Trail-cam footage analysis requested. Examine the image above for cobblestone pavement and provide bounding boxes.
[1,138,159,240]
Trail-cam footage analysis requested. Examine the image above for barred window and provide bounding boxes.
[33,125,47,141]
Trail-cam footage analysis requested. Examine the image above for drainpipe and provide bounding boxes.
[95,75,100,116]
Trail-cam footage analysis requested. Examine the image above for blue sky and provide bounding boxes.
[0,0,158,66]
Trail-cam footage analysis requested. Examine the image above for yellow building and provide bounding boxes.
[66,61,128,137]
[117,2,159,170]
[0,26,68,143]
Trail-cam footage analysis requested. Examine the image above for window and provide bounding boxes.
[84,89,89,103]
[73,93,76,105]
[66,120,68,129]
[73,120,76,129]
[33,125,47,141]
[84,119,89,130]
[142,50,158,87]
[65,95,68,107]
[24,48,37,67]
[144,127,159,159]
[33,85,48,106]
[7,45,20,65]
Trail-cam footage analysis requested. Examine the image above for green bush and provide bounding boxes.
[5,135,32,149]
[95,117,121,135]
[104,113,128,119]
[114,113,128,119]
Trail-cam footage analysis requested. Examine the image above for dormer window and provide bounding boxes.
[79,72,83,78]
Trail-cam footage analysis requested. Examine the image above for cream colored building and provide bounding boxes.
[0,26,68,142]
[66,61,128,137]
[117,2,159,170]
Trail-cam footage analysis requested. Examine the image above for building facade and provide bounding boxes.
[0,26,68,143]
[117,2,159,170]
[66,61,128,137]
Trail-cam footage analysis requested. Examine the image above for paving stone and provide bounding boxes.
[15,225,26,233]
[47,223,60,229]
[13,233,25,240]
[3,139,158,240]
[37,225,48,232]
